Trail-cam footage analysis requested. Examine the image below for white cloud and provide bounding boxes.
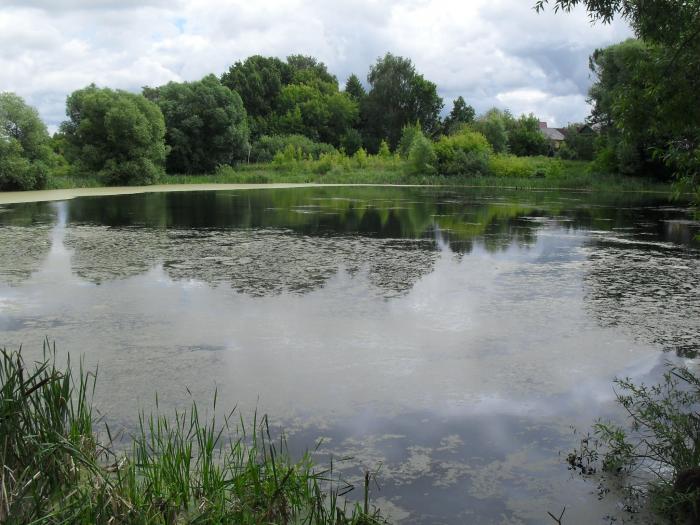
[0,0,632,131]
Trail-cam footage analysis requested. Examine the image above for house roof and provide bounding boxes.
[540,127,565,141]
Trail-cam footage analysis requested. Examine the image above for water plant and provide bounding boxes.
[0,342,385,524]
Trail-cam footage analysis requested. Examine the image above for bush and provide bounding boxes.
[353,147,368,168]
[434,130,492,176]
[0,141,49,191]
[251,134,336,163]
[340,128,363,155]
[489,155,533,177]
[570,367,700,522]
[377,140,391,158]
[406,133,436,175]
[397,122,423,159]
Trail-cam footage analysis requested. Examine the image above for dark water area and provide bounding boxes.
[1,186,698,523]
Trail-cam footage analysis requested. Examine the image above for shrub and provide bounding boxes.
[378,139,391,158]
[406,133,436,175]
[353,147,368,168]
[569,366,700,522]
[434,130,492,176]
[251,134,336,163]
[340,128,363,156]
[489,155,533,177]
[397,122,423,159]
[0,141,49,191]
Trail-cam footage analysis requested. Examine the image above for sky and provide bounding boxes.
[0,0,633,133]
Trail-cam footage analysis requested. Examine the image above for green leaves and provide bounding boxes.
[362,53,444,151]
[0,93,53,190]
[61,85,167,186]
[145,75,250,174]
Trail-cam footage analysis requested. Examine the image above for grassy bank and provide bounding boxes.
[0,344,384,524]
[46,155,674,194]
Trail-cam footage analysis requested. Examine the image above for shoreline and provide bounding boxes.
[0,181,678,205]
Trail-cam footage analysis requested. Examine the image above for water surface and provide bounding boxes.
[1,186,698,524]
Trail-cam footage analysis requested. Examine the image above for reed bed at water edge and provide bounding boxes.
[0,342,384,524]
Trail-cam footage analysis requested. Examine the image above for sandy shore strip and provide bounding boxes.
[0,183,381,205]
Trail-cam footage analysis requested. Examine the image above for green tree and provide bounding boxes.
[344,74,366,102]
[587,40,674,176]
[144,75,249,174]
[508,114,549,157]
[286,55,337,86]
[362,53,443,151]
[536,0,700,185]
[221,56,291,137]
[0,93,54,190]
[276,80,358,146]
[443,96,475,135]
[61,85,167,186]
[471,108,511,153]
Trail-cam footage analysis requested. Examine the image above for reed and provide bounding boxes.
[0,343,384,524]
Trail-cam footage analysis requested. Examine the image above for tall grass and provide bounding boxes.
[0,343,384,524]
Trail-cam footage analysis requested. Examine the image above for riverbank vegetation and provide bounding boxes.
[0,344,384,524]
[1,43,693,194]
[568,366,700,523]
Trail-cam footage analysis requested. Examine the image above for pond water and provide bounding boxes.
[1,186,699,524]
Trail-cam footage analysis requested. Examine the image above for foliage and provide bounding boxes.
[362,53,443,151]
[536,0,700,187]
[0,92,54,190]
[340,128,363,156]
[471,108,511,154]
[276,80,359,146]
[571,366,700,522]
[344,74,366,102]
[489,154,563,178]
[144,75,250,174]
[220,55,291,137]
[557,124,597,161]
[0,345,386,524]
[507,113,550,157]
[60,85,167,186]
[251,134,337,163]
[377,139,391,158]
[443,96,475,135]
[586,40,670,176]
[397,122,423,159]
[406,131,437,175]
[287,54,338,86]
[434,129,492,176]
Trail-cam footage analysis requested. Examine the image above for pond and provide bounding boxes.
[1,185,699,524]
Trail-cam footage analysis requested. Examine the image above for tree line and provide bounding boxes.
[2,33,696,191]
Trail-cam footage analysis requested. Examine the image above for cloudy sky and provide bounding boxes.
[0,0,632,132]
